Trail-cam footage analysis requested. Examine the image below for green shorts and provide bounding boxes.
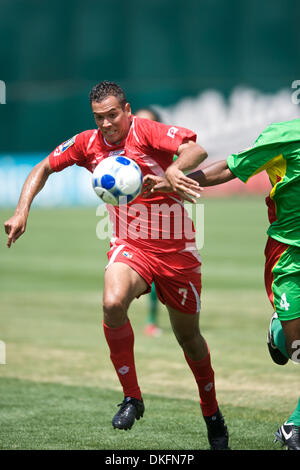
[264,237,300,321]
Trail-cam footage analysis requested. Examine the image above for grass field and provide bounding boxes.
[0,197,299,450]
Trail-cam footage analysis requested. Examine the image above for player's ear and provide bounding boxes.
[124,102,131,117]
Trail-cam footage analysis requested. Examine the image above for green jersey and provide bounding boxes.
[227,119,300,247]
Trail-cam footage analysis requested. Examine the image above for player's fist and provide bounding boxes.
[4,214,27,248]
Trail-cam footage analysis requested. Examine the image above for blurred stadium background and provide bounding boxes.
[1,0,300,450]
[1,0,300,205]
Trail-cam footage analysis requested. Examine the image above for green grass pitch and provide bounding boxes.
[0,197,298,450]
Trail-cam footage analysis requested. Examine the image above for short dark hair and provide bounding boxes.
[89,81,127,108]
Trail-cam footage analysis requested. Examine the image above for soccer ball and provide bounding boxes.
[92,156,143,205]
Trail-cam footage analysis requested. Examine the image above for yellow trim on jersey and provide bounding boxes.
[245,153,287,199]
[244,153,283,183]
[266,154,287,199]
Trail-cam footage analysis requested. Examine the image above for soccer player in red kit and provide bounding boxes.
[4,81,228,450]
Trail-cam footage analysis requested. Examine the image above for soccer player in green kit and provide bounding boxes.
[144,118,300,450]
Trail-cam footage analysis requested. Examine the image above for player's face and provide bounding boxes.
[92,96,132,144]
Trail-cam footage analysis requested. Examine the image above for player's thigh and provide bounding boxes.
[104,261,149,311]
[266,242,300,357]
[154,272,201,315]
[103,262,149,327]
[264,237,289,310]
[159,260,202,340]
[104,241,152,309]
[270,245,300,322]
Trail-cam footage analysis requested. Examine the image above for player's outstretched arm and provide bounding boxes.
[143,160,236,202]
[171,160,236,200]
[189,160,236,186]
[4,157,54,248]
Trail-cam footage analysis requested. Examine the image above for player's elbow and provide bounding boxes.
[43,157,54,176]
[193,144,208,167]
[36,157,54,178]
[199,146,208,162]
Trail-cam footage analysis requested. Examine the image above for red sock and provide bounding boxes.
[184,349,218,416]
[103,320,142,400]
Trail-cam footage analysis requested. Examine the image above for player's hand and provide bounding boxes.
[142,174,172,197]
[165,167,203,203]
[4,214,27,248]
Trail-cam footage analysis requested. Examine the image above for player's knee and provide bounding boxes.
[102,296,128,327]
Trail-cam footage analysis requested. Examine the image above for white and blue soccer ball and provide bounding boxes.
[92,156,143,205]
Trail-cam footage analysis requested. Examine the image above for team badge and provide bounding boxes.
[167,126,179,139]
[122,251,133,259]
[109,150,125,156]
[53,135,77,157]
[61,135,77,152]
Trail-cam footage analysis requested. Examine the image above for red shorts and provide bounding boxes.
[106,239,202,314]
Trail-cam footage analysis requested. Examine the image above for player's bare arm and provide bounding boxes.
[4,157,54,248]
[143,159,236,202]
[162,141,207,202]
[188,159,236,186]
[166,140,207,186]
[143,141,206,202]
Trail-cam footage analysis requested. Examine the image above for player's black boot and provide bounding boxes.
[203,408,229,450]
[274,422,300,450]
[112,396,145,430]
[267,312,289,365]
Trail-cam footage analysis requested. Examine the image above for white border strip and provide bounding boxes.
[189,281,201,313]
[106,243,125,269]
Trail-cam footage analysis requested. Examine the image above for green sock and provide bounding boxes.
[287,398,300,426]
[271,319,300,426]
[271,316,289,359]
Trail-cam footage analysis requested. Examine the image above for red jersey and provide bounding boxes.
[48,116,198,254]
